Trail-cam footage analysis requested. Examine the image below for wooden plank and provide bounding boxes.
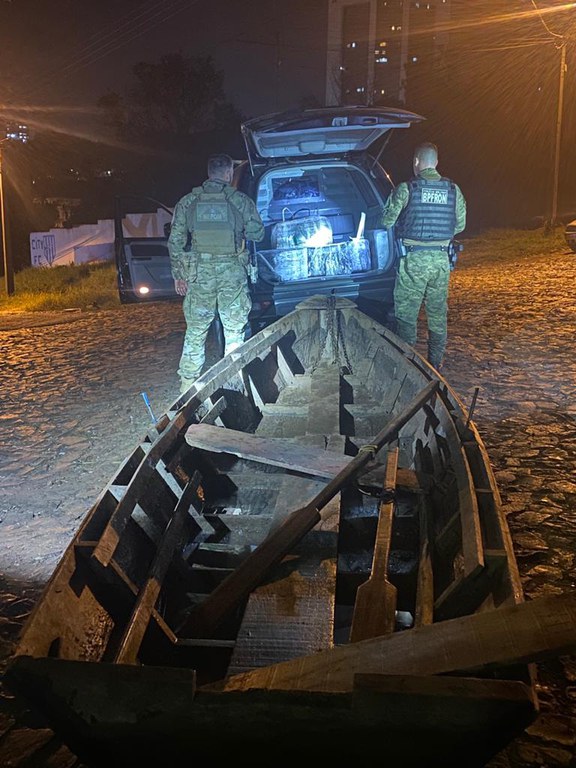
[350,448,399,642]
[434,550,509,622]
[200,396,227,425]
[91,325,286,568]
[247,374,265,411]
[179,380,439,639]
[275,344,296,387]
[306,364,341,436]
[415,495,434,627]
[185,423,423,492]
[217,593,576,693]
[114,474,203,663]
[228,495,340,675]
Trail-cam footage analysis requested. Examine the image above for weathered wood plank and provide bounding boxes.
[434,550,509,621]
[114,473,203,664]
[350,448,399,642]
[306,364,341,436]
[185,423,423,492]
[228,495,340,675]
[415,495,434,627]
[218,593,576,693]
[179,380,439,639]
[200,395,227,425]
[91,326,286,568]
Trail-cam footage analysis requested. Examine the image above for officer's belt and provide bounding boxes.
[404,244,449,253]
[198,252,238,257]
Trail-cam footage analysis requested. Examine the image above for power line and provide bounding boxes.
[529,0,565,39]
[12,0,201,103]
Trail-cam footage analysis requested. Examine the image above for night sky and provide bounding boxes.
[0,0,327,135]
[1,0,574,226]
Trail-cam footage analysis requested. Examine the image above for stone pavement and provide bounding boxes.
[1,241,576,767]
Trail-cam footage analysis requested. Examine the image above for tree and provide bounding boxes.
[98,53,242,142]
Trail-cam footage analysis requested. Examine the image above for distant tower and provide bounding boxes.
[326,0,452,107]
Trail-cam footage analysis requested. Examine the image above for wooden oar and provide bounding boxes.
[349,446,399,642]
[179,379,440,639]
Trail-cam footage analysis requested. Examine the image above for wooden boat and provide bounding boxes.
[7,295,575,767]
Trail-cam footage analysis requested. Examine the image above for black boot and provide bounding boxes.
[428,331,446,370]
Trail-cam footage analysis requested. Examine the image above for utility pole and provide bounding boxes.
[549,41,567,230]
[0,142,14,297]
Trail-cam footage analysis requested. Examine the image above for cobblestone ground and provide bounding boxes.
[1,240,576,767]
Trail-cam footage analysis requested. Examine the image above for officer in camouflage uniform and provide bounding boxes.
[381,142,466,370]
[168,154,265,394]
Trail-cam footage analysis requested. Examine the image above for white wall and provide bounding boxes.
[29,208,173,268]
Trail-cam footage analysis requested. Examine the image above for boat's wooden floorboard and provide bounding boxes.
[227,364,343,673]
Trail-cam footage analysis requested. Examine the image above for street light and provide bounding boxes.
[527,1,573,231]
[0,140,14,296]
[549,40,567,230]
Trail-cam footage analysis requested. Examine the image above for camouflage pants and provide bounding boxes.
[178,254,251,382]
[393,249,450,366]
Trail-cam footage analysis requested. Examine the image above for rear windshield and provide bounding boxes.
[256,164,381,242]
[253,163,395,282]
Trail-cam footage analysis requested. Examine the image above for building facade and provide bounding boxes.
[326,0,452,106]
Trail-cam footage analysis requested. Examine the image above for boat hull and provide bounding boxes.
[7,656,537,768]
[6,295,552,766]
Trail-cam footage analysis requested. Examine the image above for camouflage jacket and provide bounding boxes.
[168,180,265,280]
[381,168,467,245]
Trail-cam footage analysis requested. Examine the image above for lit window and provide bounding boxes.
[379,41,387,47]
[356,86,365,93]
[346,41,357,48]
[376,57,389,63]
[412,56,418,62]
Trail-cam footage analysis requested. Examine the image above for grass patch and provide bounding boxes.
[462,227,567,266]
[0,228,569,312]
[0,262,121,312]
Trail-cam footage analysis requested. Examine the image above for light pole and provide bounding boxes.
[549,41,567,230]
[0,140,13,296]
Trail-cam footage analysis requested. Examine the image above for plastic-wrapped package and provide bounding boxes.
[310,239,370,276]
[264,237,370,281]
[271,221,297,250]
[271,217,333,250]
[349,238,371,271]
[293,217,333,247]
[366,229,394,270]
[271,247,308,280]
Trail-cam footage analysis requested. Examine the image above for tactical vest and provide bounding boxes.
[189,183,242,255]
[397,177,457,241]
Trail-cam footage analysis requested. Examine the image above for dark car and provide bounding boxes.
[114,106,425,331]
[565,219,576,253]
